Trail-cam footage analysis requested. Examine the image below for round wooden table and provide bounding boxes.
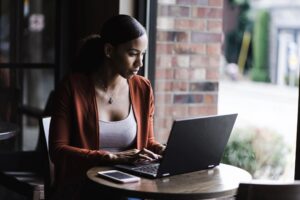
[87,164,252,200]
[0,122,19,140]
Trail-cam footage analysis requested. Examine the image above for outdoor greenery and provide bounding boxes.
[222,126,291,179]
[251,10,270,82]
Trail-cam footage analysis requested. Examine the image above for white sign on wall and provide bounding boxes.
[29,14,45,32]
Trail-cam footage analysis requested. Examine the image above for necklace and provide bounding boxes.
[97,79,116,104]
[104,88,114,104]
[108,97,113,104]
[102,86,114,104]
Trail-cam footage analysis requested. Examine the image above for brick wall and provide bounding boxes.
[154,0,223,142]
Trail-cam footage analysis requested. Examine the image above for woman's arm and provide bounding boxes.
[49,78,112,170]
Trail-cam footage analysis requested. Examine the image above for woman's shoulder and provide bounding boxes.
[129,75,151,88]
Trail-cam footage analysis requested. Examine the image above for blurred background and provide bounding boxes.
[220,0,299,181]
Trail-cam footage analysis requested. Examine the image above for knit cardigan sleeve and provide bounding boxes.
[49,74,111,184]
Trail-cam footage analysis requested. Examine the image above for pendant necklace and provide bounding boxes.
[108,95,113,104]
[98,80,115,104]
[102,86,114,104]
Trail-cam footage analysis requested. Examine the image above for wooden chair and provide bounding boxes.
[236,181,300,200]
[40,117,54,199]
[0,92,54,200]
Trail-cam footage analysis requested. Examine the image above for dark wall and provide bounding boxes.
[57,0,119,83]
[72,0,120,46]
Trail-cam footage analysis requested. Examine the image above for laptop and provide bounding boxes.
[115,113,238,179]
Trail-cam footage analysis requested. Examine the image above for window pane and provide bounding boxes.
[222,4,299,181]
[21,0,55,63]
[23,68,54,151]
[0,0,10,63]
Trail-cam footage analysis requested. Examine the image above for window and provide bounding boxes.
[0,0,56,151]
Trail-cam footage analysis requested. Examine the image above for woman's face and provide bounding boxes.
[110,34,148,79]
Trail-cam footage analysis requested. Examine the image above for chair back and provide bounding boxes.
[40,117,54,199]
[42,117,51,151]
[236,181,300,200]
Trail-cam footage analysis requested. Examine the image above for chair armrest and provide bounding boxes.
[19,105,44,119]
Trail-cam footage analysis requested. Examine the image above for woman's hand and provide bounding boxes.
[107,148,162,164]
[157,144,166,155]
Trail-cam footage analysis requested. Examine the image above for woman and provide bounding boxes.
[49,15,165,199]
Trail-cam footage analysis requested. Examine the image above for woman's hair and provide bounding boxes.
[74,14,146,73]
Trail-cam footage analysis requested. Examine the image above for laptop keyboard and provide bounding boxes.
[133,163,159,174]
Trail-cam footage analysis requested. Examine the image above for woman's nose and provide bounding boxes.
[135,55,144,67]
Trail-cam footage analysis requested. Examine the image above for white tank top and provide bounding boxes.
[99,105,137,152]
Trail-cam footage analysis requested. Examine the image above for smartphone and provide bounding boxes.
[97,170,141,183]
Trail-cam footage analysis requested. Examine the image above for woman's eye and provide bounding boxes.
[128,51,146,57]
[129,52,138,57]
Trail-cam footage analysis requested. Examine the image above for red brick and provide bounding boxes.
[156,55,173,68]
[176,0,208,5]
[209,55,221,67]
[190,19,207,31]
[174,19,206,31]
[155,105,167,118]
[190,55,210,67]
[154,117,173,130]
[207,43,221,55]
[158,5,190,17]
[192,7,223,18]
[189,68,206,81]
[207,20,223,32]
[206,67,219,80]
[190,55,221,68]
[156,43,173,54]
[157,17,175,30]
[155,68,174,79]
[158,0,176,5]
[157,31,189,42]
[172,43,206,54]
[156,57,161,67]
[158,5,170,16]
[171,55,190,67]
[165,105,188,117]
[208,0,223,7]
[174,94,204,104]
[154,93,173,105]
[155,81,173,92]
[153,122,171,142]
[155,0,222,134]
[204,94,218,104]
[171,81,189,91]
[189,82,219,91]
[188,105,218,116]
[174,68,189,80]
[157,32,169,42]
[191,32,222,43]
[188,106,207,115]
[174,18,189,29]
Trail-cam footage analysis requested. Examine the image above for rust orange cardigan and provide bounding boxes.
[49,73,161,199]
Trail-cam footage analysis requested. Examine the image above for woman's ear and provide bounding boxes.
[104,43,114,58]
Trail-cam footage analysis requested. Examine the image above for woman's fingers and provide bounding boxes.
[113,148,162,164]
[138,153,155,161]
[138,148,162,160]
